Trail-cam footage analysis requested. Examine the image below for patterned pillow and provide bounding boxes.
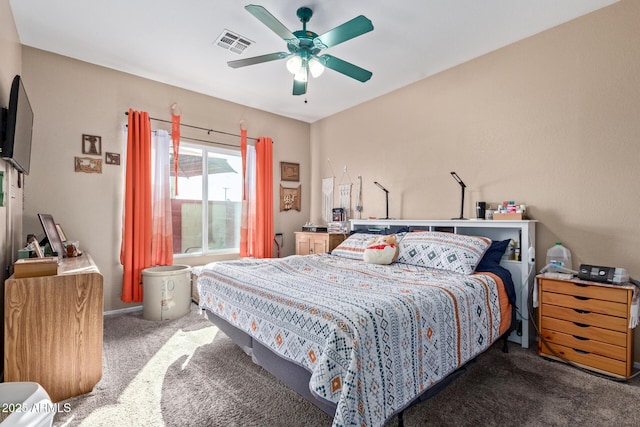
[396,231,491,274]
[331,233,386,260]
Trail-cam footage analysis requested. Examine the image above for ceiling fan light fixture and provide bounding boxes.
[293,68,308,82]
[286,55,303,74]
[308,57,325,78]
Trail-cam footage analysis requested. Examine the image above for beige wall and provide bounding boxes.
[311,0,640,358]
[21,48,310,312]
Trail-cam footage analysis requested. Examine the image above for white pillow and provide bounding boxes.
[396,231,491,274]
[331,233,381,260]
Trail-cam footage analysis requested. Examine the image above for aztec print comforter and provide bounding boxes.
[198,253,510,427]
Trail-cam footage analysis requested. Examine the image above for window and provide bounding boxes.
[170,142,242,255]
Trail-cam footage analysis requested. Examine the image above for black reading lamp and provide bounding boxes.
[374,181,390,219]
[450,171,467,220]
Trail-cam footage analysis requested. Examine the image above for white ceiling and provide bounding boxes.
[10,0,619,123]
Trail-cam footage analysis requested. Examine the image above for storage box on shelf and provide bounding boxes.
[537,275,634,378]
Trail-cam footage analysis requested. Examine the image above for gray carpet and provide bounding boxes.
[54,304,640,426]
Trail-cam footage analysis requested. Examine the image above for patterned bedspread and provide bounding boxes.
[198,254,506,427]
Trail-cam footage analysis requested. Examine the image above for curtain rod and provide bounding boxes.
[124,111,258,141]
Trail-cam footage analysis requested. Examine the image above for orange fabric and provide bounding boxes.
[239,132,273,258]
[171,113,180,195]
[255,137,273,258]
[120,109,153,303]
[477,272,512,336]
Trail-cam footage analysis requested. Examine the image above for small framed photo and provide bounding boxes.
[82,134,102,155]
[75,156,103,173]
[280,162,300,182]
[105,152,120,165]
[28,235,43,258]
[56,224,68,242]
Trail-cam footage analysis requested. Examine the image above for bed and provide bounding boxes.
[197,229,515,427]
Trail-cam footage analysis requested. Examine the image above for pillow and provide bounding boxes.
[331,233,382,260]
[363,234,400,265]
[396,231,491,274]
[476,239,511,269]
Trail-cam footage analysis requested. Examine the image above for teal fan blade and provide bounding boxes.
[245,5,299,47]
[228,52,289,68]
[319,54,372,82]
[293,78,307,96]
[314,15,374,49]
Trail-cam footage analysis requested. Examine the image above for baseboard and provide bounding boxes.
[103,305,143,316]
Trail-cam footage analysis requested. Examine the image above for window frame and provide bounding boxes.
[171,140,242,258]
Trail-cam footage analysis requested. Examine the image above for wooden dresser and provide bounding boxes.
[537,275,634,378]
[4,253,103,402]
[295,232,346,255]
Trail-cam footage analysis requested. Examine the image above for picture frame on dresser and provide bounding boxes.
[38,213,66,261]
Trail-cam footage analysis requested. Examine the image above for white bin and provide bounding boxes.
[142,265,192,321]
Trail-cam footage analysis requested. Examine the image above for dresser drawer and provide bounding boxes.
[541,303,628,331]
[540,341,628,377]
[540,316,627,346]
[539,324,627,359]
[541,291,628,317]
[541,279,628,303]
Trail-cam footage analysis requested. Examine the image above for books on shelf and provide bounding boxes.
[327,221,348,233]
[14,257,59,278]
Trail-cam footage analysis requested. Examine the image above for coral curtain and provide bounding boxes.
[121,109,152,303]
[240,131,273,258]
[150,130,174,266]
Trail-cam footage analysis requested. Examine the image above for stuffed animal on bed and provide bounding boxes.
[363,234,399,265]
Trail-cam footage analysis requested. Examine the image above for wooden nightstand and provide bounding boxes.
[537,275,634,378]
[295,232,346,255]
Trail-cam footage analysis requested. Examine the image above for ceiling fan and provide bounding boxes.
[228,5,374,96]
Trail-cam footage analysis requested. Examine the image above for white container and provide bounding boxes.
[546,242,572,271]
[0,382,55,427]
[142,265,192,321]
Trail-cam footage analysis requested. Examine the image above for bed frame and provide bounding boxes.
[204,308,512,426]
[199,219,535,425]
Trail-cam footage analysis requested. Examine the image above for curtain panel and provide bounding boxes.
[121,111,174,303]
[240,131,273,258]
[121,109,152,303]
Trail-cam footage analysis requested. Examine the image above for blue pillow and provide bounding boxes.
[477,239,510,269]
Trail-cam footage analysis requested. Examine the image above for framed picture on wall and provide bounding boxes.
[280,162,300,182]
[82,134,102,155]
[280,185,301,211]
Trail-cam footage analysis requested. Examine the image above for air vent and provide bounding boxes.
[215,30,253,55]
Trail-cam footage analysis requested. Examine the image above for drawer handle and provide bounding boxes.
[573,296,590,301]
[574,284,589,288]
[573,348,590,355]
[573,322,589,328]
[572,335,589,341]
[573,309,591,315]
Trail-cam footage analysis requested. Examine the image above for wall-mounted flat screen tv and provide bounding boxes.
[1,75,34,175]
